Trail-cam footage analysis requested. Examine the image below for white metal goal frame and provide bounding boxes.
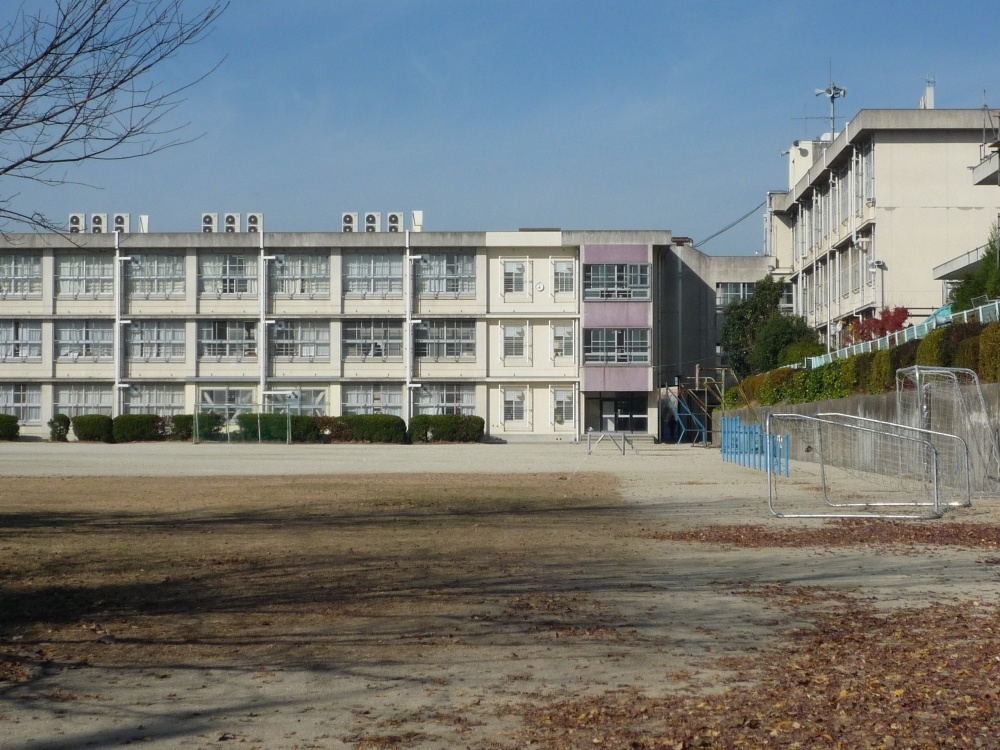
[817,412,972,509]
[895,366,1000,496]
[765,412,947,520]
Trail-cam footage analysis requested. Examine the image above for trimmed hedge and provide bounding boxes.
[954,335,981,372]
[161,413,223,441]
[112,414,163,443]
[408,414,484,443]
[916,327,950,367]
[234,413,322,443]
[979,323,1000,382]
[315,416,353,442]
[0,413,19,440]
[48,413,71,442]
[341,414,408,443]
[72,414,114,442]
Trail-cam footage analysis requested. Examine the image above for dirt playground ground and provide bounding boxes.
[3,441,1000,749]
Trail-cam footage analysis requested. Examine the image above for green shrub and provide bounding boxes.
[315,416,353,442]
[738,373,768,404]
[779,340,826,367]
[819,360,853,400]
[193,411,224,440]
[757,368,795,406]
[978,323,1000,382]
[164,415,193,440]
[291,416,319,443]
[946,321,985,352]
[112,414,163,442]
[409,414,484,443]
[48,413,71,442]
[72,414,114,442]
[341,414,407,443]
[916,327,950,367]
[237,413,290,442]
[0,413,19,440]
[954,335,981,373]
[892,338,921,372]
[851,351,875,395]
[869,349,894,394]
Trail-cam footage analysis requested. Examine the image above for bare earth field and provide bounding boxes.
[2,442,1000,749]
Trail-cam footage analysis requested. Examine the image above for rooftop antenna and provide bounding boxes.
[815,78,847,144]
[919,75,936,109]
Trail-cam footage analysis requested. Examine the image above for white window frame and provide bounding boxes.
[552,387,574,427]
[342,319,403,360]
[127,254,186,298]
[272,320,331,360]
[502,260,527,295]
[414,319,476,360]
[124,384,186,416]
[342,383,403,416]
[198,320,258,360]
[200,254,258,296]
[56,254,114,298]
[0,384,41,424]
[414,383,476,416]
[127,321,186,361]
[54,383,113,417]
[502,322,526,360]
[342,253,402,297]
[0,320,42,360]
[55,320,114,360]
[199,387,255,424]
[501,386,526,423]
[0,254,42,298]
[583,263,650,300]
[583,328,650,364]
[268,388,327,417]
[416,252,476,297]
[271,253,331,298]
[552,322,575,360]
[553,260,574,294]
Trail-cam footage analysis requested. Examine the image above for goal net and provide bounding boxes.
[765,412,966,519]
[895,366,1000,496]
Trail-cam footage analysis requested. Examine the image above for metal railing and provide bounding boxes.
[805,300,1000,369]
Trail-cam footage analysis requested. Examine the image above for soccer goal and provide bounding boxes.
[895,366,1000,496]
[765,412,961,519]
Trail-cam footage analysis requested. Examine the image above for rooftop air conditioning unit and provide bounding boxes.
[387,212,404,232]
[201,213,218,233]
[342,212,358,232]
[364,212,381,232]
[90,214,107,233]
[113,213,130,234]
[246,213,263,233]
[411,210,424,232]
[68,213,85,233]
[224,213,240,233]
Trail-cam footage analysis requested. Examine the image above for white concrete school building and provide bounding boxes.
[0,219,768,440]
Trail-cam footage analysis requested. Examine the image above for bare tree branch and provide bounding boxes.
[0,0,228,230]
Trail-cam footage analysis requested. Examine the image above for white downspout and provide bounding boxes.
[259,228,270,404]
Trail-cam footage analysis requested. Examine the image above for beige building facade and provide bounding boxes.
[0,224,767,441]
[766,109,1000,348]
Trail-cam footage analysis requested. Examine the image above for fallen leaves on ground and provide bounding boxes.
[514,586,1000,749]
[646,519,1000,549]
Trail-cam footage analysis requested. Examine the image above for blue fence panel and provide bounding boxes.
[720,416,788,477]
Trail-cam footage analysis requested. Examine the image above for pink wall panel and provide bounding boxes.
[582,244,649,263]
[583,301,651,327]
[583,366,651,392]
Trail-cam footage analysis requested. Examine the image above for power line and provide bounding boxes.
[695,200,766,248]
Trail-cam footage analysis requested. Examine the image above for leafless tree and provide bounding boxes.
[0,0,227,230]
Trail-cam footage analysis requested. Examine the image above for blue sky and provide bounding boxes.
[5,0,1000,254]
